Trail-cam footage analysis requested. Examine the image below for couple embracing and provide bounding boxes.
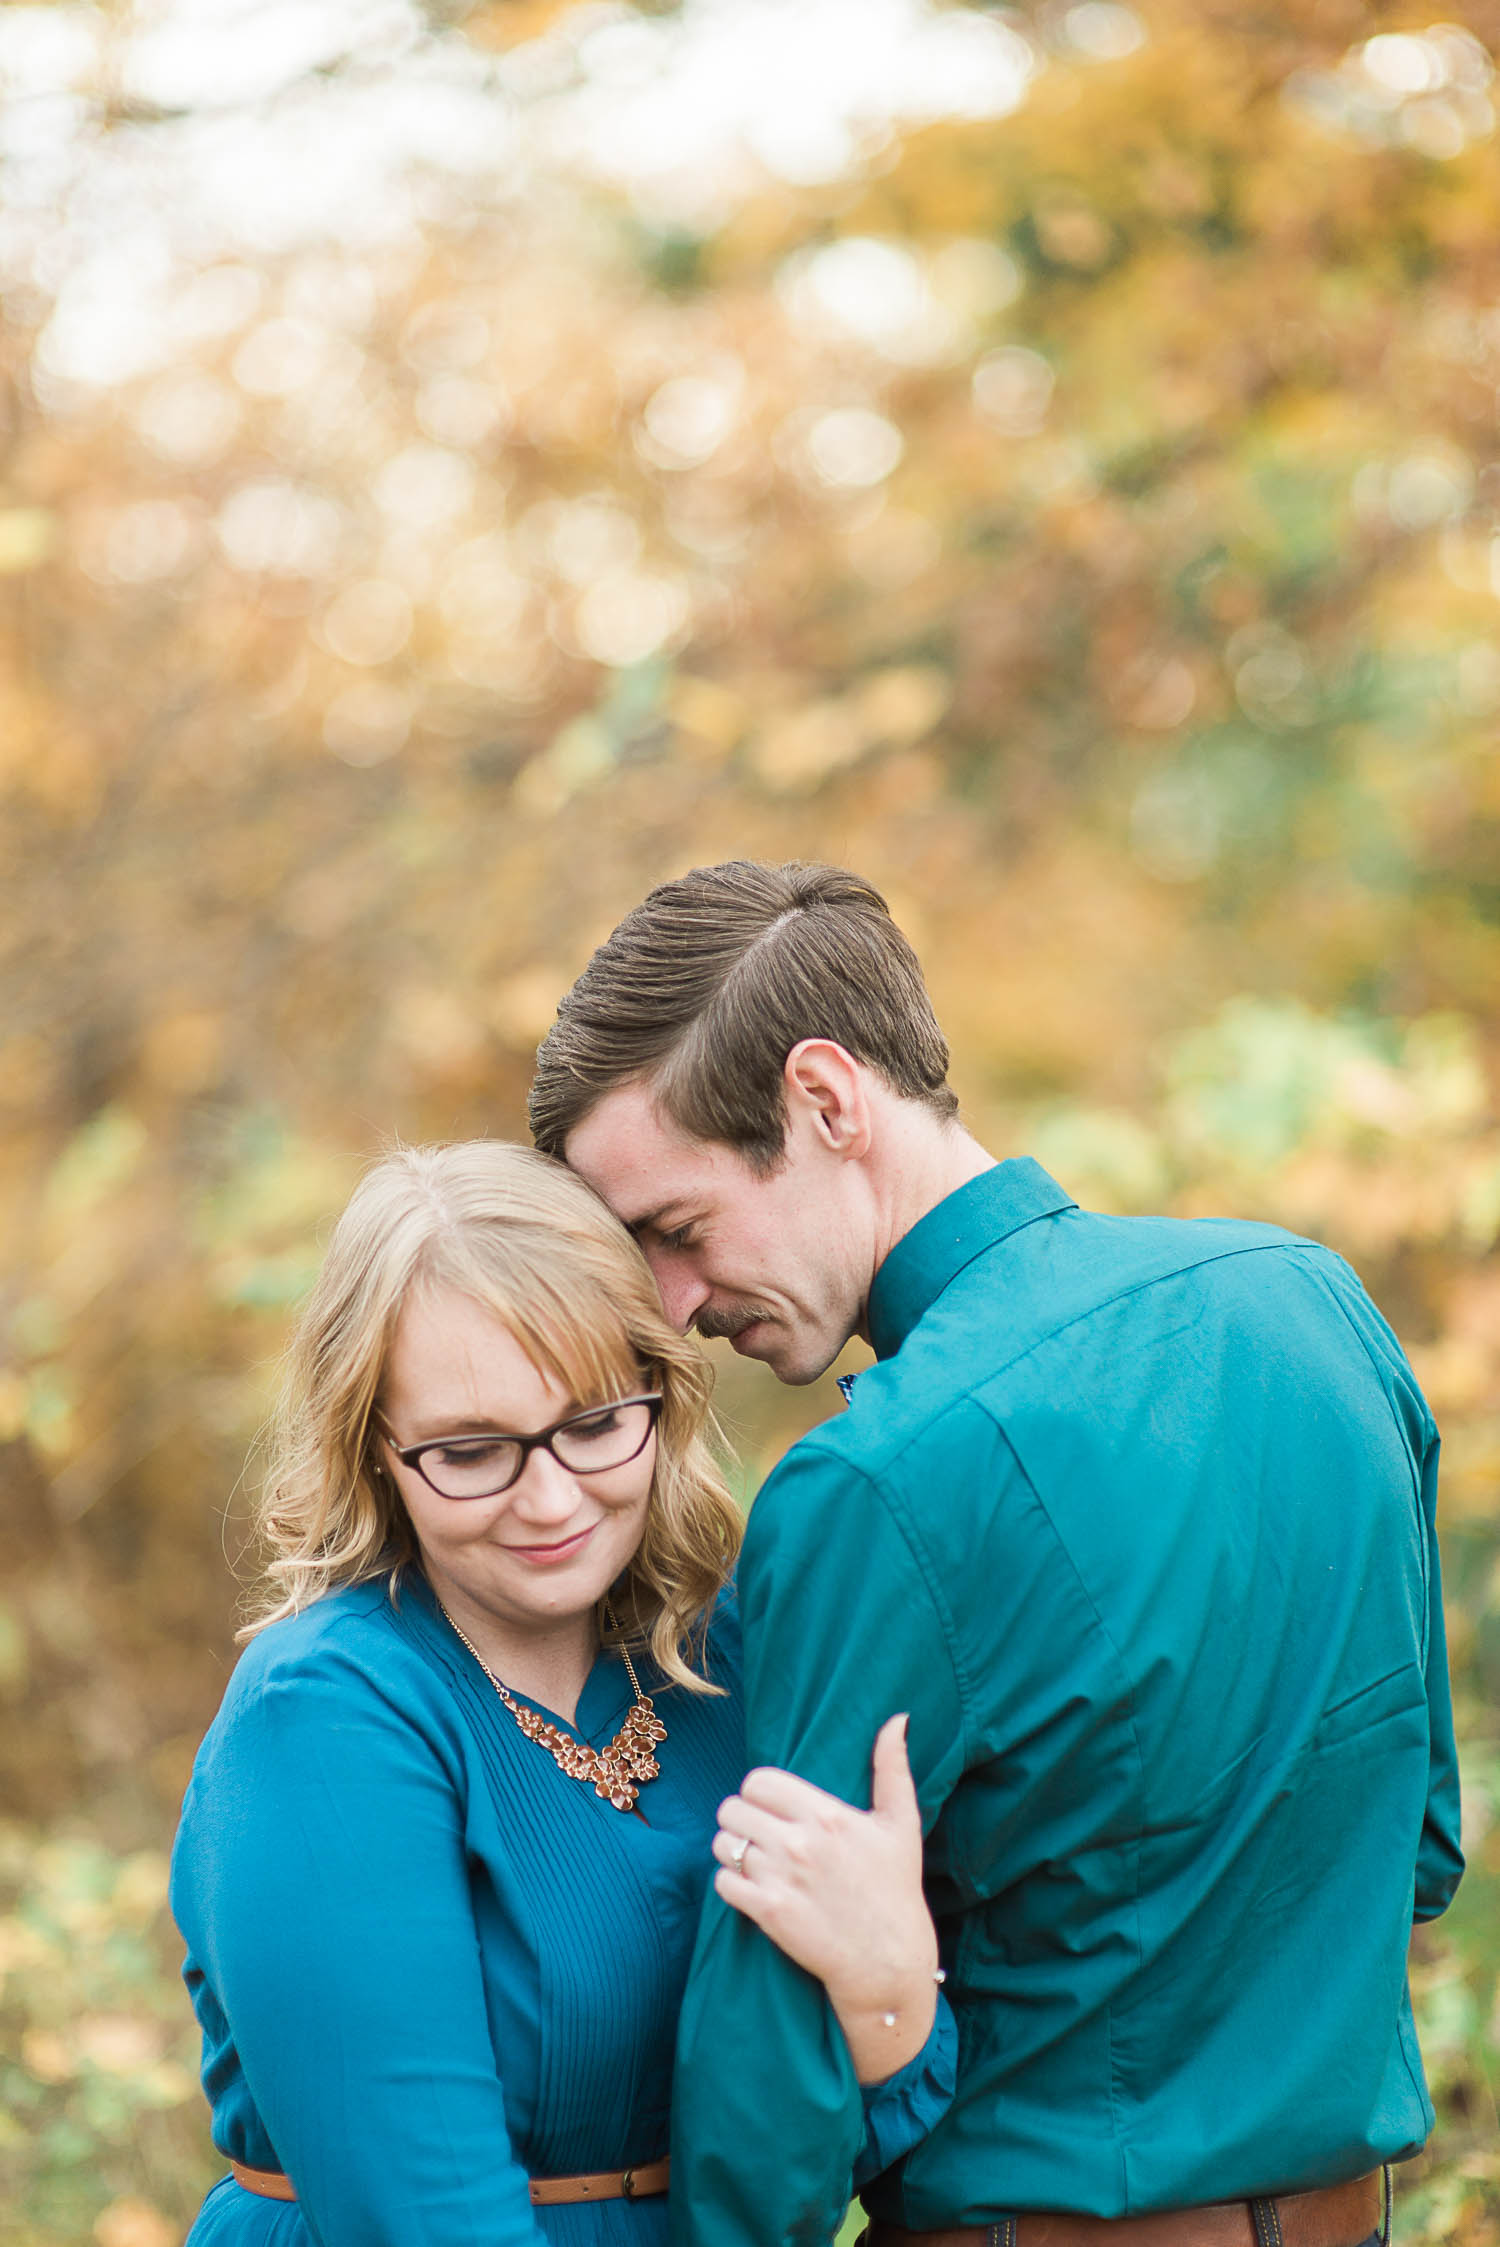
[171,860,1461,2247]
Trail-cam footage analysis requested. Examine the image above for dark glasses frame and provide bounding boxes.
[380,1391,664,1501]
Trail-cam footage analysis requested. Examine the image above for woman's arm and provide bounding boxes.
[172,1634,544,2247]
[710,1715,941,2083]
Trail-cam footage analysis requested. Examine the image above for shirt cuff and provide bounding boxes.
[852,1993,957,2189]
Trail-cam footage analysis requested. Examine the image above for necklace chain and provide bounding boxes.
[437,1598,667,1813]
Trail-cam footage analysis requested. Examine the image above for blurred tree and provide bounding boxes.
[1,0,1497,2236]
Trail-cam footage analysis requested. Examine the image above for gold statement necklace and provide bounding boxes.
[438,1598,667,1812]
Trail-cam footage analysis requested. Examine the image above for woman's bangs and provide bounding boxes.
[518,1304,645,1412]
[434,1230,648,1411]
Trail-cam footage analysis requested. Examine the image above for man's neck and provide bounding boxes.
[867,1109,998,1288]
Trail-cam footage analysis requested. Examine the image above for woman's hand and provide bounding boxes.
[711,1714,940,2084]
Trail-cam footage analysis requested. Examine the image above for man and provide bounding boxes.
[529,860,1463,2247]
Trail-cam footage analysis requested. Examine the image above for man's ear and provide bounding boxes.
[783,1039,872,1160]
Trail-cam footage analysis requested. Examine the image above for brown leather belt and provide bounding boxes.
[229,2165,298,2203]
[532,2161,671,2206]
[229,2155,670,2207]
[865,2170,1383,2247]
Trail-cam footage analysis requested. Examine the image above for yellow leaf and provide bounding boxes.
[669,675,747,758]
[140,2059,199,2107]
[490,969,564,1050]
[0,508,56,574]
[139,1013,225,1096]
[386,987,489,1078]
[21,2027,74,2084]
[0,1913,51,1978]
[43,1109,148,1226]
[514,719,615,815]
[851,665,951,748]
[94,2200,179,2247]
[112,1851,171,1923]
[74,2013,167,2073]
[749,700,865,793]
[0,1374,27,1444]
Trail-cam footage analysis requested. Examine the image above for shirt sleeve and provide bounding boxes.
[854,1993,959,2188]
[1412,1420,1465,1921]
[173,1640,544,2247]
[670,1440,969,2247]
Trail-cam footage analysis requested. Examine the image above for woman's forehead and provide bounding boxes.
[385,1275,638,1417]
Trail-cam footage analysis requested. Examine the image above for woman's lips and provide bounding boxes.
[505,1523,597,1566]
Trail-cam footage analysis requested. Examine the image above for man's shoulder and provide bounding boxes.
[754,1363,1006,1530]
[748,1212,1376,1544]
[1008,1197,1326,1294]
[909,1201,1347,1378]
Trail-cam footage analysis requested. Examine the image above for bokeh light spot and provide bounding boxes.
[77,501,202,586]
[372,444,475,530]
[232,317,355,398]
[522,495,642,584]
[1363,35,1442,97]
[317,579,414,666]
[400,300,491,374]
[1062,5,1147,62]
[216,480,342,576]
[779,237,955,362]
[972,346,1054,435]
[134,372,243,467]
[415,374,510,450]
[1386,447,1473,530]
[638,369,743,468]
[573,573,689,667]
[805,406,904,487]
[322,680,413,765]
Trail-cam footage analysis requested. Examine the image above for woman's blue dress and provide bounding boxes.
[170,1572,952,2247]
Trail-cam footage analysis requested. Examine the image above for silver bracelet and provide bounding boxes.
[880,1966,947,2028]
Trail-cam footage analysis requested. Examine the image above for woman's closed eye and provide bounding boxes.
[428,1435,517,1471]
[563,1406,628,1448]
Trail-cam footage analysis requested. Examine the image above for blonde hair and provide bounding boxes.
[245,1141,742,1692]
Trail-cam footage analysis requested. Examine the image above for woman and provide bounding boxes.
[171,1141,953,2247]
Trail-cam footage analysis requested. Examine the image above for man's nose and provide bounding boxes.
[648,1254,711,1334]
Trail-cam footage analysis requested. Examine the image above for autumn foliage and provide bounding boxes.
[1,1,1497,2238]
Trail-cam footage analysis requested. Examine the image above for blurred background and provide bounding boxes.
[2,0,1499,2238]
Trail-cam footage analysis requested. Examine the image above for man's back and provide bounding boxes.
[673,1160,1462,2240]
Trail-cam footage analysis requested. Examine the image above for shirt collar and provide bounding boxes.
[866,1157,1077,1361]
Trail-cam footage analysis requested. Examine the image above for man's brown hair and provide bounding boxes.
[528,860,958,1169]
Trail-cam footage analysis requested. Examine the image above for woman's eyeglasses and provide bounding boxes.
[381,1393,663,1501]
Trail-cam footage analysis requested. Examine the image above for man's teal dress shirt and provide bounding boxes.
[671,1161,1463,2246]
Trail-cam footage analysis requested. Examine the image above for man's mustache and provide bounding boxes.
[692,1302,771,1342]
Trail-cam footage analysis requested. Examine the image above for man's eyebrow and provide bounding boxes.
[626,1203,690,1242]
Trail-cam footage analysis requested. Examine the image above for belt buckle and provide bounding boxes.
[622,2169,637,2202]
